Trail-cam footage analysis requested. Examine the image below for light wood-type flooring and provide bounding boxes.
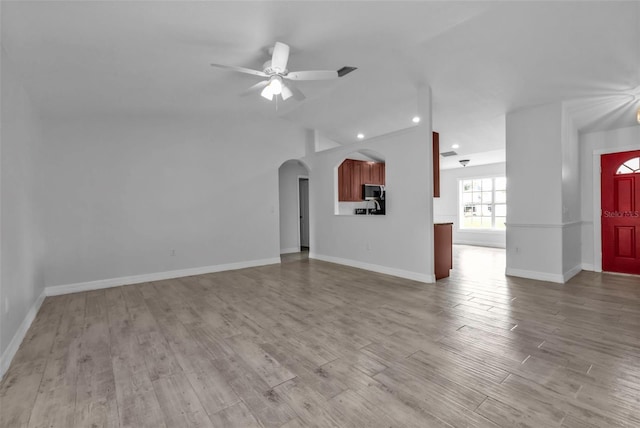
[2,245,640,427]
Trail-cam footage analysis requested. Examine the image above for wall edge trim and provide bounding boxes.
[280,248,301,255]
[507,221,583,229]
[309,252,435,283]
[505,267,565,284]
[562,264,583,282]
[454,240,506,249]
[1,290,46,381]
[45,257,281,297]
[580,263,596,272]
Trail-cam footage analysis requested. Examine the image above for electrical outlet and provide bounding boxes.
[366,243,371,251]
[170,249,176,257]
[4,298,9,314]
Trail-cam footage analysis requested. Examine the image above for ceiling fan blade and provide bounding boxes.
[271,42,290,73]
[285,67,357,80]
[337,66,358,77]
[284,81,305,101]
[285,70,338,81]
[210,63,268,77]
[240,80,269,96]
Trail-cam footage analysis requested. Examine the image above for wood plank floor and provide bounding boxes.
[2,245,640,427]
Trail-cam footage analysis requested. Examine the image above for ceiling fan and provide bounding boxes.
[211,42,357,102]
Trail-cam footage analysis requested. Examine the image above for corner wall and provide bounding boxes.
[1,47,47,376]
[304,86,435,282]
[505,102,582,283]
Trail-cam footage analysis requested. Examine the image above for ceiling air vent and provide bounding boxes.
[440,151,458,157]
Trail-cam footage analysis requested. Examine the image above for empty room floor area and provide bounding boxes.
[1,248,640,427]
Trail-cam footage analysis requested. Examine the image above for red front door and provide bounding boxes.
[601,150,640,275]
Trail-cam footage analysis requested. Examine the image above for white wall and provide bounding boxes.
[561,111,582,276]
[507,103,564,225]
[304,87,435,282]
[278,160,309,254]
[434,162,506,248]
[505,102,582,283]
[579,125,640,270]
[40,115,306,288]
[1,47,47,372]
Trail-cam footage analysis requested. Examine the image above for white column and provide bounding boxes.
[505,102,581,283]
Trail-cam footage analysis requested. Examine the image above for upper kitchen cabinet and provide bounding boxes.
[370,162,385,185]
[361,161,385,185]
[338,159,354,201]
[433,131,440,198]
[338,159,386,201]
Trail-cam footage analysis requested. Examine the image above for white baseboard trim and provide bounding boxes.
[563,264,583,282]
[506,267,566,284]
[280,248,301,255]
[45,257,281,297]
[309,252,435,283]
[581,263,596,272]
[454,240,506,249]
[1,290,46,381]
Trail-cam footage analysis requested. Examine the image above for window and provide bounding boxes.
[616,157,640,175]
[460,177,506,230]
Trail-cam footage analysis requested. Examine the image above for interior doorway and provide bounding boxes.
[278,160,310,254]
[601,150,640,275]
[299,178,310,250]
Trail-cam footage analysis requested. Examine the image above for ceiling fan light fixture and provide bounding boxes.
[211,42,357,103]
[270,76,283,95]
[260,85,274,101]
[280,84,293,101]
[261,76,284,101]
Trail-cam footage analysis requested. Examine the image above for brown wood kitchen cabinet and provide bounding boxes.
[434,222,453,280]
[369,162,385,185]
[338,159,385,201]
[338,159,354,201]
[433,131,440,197]
[352,160,363,200]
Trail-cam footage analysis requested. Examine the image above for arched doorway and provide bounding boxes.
[278,159,311,254]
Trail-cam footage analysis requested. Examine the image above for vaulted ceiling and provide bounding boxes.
[2,1,639,167]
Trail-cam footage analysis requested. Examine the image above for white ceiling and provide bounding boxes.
[2,1,639,167]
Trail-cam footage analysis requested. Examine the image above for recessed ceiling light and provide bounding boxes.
[452,144,460,149]
[412,116,421,123]
[357,133,365,139]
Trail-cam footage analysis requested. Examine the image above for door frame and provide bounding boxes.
[592,145,639,272]
[297,175,309,250]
